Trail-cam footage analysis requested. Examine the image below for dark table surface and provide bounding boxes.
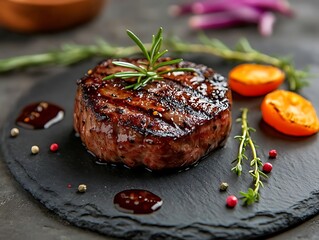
[1,0,319,239]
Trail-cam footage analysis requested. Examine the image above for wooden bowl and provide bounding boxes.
[0,0,106,33]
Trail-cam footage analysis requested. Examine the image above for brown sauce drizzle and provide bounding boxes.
[113,189,162,214]
[16,102,64,129]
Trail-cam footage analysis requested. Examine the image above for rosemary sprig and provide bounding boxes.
[168,36,309,91]
[0,40,144,72]
[102,28,194,89]
[0,33,309,91]
[233,108,268,205]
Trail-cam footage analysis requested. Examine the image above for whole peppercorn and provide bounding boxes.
[78,184,87,193]
[50,143,59,152]
[219,182,229,191]
[10,128,20,137]
[263,162,273,173]
[269,149,277,158]
[156,107,165,112]
[226,195,238,208]
[31,145,40,154]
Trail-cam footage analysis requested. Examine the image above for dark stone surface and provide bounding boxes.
[1,1,319,239]
[1,49,319,239]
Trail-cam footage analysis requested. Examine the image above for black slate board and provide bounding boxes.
[1,53,319,240]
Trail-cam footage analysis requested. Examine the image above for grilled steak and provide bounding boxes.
[73,58,232,170]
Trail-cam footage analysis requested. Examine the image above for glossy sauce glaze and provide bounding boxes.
[16,102,64,129]
[113,189,162,214]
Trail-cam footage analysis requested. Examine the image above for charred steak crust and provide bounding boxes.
[74,58,232,170]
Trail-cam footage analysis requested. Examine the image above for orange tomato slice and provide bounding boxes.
[229,63,285,96]
[261,90,319,136]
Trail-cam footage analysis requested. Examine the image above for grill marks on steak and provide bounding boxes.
[74,58,232,170]
[84,59,228,137]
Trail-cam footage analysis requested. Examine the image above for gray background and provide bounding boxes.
[1,0,319,239]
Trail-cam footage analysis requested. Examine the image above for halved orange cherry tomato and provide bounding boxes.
[261,90,319,136]
[229,63,285,96]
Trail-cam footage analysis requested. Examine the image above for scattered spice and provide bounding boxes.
[219,182,229,191]
[10,127,19,137]
[78,184,87,193]
[50,143,59,152]
[262,162,273,173]
[31,145,40,154]
[156,107,165,112]
[269,149,277,158]
[226,195,238,208]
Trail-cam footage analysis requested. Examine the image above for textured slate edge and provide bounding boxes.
[2,119,319,240]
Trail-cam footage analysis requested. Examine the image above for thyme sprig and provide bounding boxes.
[232,108,268,205]
[102,27,194,89]
[231,108,252,176]
[0,32,309,91]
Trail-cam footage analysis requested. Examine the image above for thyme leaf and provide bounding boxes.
[233,108,268,205]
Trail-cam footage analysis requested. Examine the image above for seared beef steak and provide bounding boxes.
[74,58,232,170]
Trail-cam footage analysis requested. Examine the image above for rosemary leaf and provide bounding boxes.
[126,30,150,62]
[111,61,145,72]
[153,58,183,70]
[102,28,195,90]
[103,72,145,80]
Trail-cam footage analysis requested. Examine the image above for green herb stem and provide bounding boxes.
[233,108,268,205]
[0,43,145,72]
[240,134,267,205]
[231,108,250,176]
[168,37,308,91]
[0,33,309,91]
[169,42,280,66]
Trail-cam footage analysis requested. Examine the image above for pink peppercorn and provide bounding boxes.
[269,149,277,158]
[263,162,273,173]
[226,195,238,208]
[50,143,59,152]
[67,184,72,188]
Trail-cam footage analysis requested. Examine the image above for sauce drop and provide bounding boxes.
[16,102,64,129]
[113,189,162,214]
